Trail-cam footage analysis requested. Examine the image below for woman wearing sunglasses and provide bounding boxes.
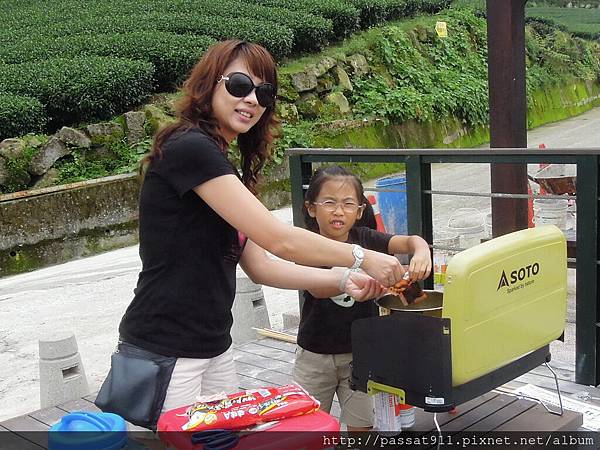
[115,40,405,418]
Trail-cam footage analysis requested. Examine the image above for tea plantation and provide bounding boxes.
[0,0,450,139]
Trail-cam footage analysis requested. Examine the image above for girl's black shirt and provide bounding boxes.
[119,128,243,359]
[297,226,393,354]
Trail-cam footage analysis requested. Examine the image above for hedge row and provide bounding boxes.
[96,0,335,53]
[0,32,214,90]
[0,94,47,141]
[1,12,294,60]
[189,0,334,53]
[246,0,361,37]
[0,57,154,129]
[351,0,409,28]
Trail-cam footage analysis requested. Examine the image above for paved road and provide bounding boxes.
[1,109,598,421]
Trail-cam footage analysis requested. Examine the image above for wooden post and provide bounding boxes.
[486,0,529,237]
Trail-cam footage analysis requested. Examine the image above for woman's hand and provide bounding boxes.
[360,249,405,287]
[408,249,432,281]
[343,270,387,301]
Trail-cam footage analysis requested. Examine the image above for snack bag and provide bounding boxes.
[181,384,319,431]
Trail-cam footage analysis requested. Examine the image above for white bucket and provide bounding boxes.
[447,208,486,249]
[533,198,568,230]
[433,230,460,291]
[484,212,492,238]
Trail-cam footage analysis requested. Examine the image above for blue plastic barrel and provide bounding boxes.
[375,175,407,235]
[48,412,128,450]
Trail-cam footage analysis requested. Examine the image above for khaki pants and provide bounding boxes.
[293,347,374,428]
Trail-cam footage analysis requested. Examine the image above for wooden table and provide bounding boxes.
[0,337,586,449]
[412,391,582,433]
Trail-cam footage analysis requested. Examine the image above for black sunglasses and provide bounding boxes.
[219,72,276,108]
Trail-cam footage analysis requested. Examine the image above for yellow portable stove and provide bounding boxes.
[350,225,567,412]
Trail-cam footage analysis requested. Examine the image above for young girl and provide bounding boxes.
[293,166,432,431]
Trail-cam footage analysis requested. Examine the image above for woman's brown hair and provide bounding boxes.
[143,40,279,195]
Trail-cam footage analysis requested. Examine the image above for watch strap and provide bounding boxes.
[350,244,364,270]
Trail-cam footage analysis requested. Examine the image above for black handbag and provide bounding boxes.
[94,341,177,430]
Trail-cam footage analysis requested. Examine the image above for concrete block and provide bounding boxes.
[39,334,89,408]
[231,275,270,345]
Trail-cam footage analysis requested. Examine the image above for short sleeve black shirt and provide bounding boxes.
[297,226,393,354]
[119,128,242,359]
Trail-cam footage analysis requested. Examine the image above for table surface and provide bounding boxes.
[0,336,588,449]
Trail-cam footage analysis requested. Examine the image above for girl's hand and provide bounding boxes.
[361,249,405,287]
[343,270,387,301]
[408,249,432,281]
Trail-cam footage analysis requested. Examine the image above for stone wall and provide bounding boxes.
[0,165,291,278]
[0,174,140,277]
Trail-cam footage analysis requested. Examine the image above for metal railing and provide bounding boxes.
[288,147,600,386]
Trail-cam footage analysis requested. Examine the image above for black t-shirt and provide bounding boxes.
[297,226,393,354]
[119,128,243,359]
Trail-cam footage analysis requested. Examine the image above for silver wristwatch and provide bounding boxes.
[350,244,364,270]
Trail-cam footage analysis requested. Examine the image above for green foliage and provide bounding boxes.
[524,15,600,94]
[246,0,361,37]
[351,11,489,127]
[0,57,154,130]
[181,0,334,52]
[450,0,486,17]
[0,0,456,138]
[350,0,408,28]
[349,0,453,28]
[0,145,39,194]
[272,122,316,165]
[527,6,600,40]
[55,138,152,184]
[0,94,47,140]
[346,7,599,129]
[0,33,215,90]
[528,0,600,6]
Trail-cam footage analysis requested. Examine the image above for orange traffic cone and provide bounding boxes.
[368,194,386,233]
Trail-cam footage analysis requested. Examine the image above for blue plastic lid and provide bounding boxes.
[48,412,128,450]
[375,175,406,187]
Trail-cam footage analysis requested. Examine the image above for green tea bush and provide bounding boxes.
[0,33,215,89]
[1,12,294,60]
[0,57,154,129]
[419,0,452,13]
[151,14,294,59]
[247,0,361,37]
[527,6,600,40]
[160,0,334,52]
[225,3,334,52]
[83,33,215,89]
[350,0,450,28]
[0,94,47,140]
[350,0,404,28]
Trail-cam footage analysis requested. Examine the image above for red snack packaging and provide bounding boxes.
[178,384,320,431]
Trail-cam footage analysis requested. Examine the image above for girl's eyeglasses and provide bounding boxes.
[313,200,364,213]
[218,72,276,108]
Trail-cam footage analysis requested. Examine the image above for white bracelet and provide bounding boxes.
[338,268,352,292]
